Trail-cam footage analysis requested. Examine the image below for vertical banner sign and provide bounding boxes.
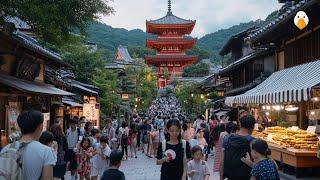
[42,113,50,131]
[7,102,22,135]
[83,103,100,128]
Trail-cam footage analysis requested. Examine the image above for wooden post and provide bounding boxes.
[298,102,308,130]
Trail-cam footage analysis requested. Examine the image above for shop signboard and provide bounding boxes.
[83,103,100,127]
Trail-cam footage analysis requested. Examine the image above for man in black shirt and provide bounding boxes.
[101,150,126,180]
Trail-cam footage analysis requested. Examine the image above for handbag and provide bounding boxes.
[127,137,132,145]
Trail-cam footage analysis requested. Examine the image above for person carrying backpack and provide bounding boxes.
[220,115,256,180]
[0,110,56,180]
[119,121,129,160]
[65,118,82,180]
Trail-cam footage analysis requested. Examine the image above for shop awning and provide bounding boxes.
[225,60,320,105]
[62,98,83,107]
[0,73,74,96]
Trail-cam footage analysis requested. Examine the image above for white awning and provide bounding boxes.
[226,60,320,105]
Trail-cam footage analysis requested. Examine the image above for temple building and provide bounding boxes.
[146,0,198,88]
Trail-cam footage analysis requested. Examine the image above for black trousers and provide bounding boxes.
[137,132,141,148]
[121,143,128,157]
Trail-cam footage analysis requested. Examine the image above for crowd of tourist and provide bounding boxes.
[0,95,280,180]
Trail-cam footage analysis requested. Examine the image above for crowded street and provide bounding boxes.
[2,0,320,180]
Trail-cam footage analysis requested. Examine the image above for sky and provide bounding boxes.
[101,0,282,38]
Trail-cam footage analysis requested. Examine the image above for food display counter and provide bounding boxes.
[253,126,320,177]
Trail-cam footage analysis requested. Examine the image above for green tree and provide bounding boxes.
[186,46,211,60]
[92,68,122,116]
[182,62,210,77]
[59,38,106,83]
[125,59,157,112]
[0,0,113,44]
[128,46,155,59]
[174,82,207,120]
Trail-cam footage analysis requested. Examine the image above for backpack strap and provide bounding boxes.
[17,141,33,177]
[182,139,186,159]
[77,128,81,141]
[162,140,166,156]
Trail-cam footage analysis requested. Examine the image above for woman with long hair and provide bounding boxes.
[129,123,138,158]
[156,119,191,180]
[50,124,68,180]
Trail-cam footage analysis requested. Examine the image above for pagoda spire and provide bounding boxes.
[167,0,172,15]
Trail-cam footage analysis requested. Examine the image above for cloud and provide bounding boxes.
[101,0,281,37]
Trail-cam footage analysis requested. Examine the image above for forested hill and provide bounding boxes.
[85,11,278,62]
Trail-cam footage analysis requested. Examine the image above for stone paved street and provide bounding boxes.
[118,151,217,180]
[65,150,218,180]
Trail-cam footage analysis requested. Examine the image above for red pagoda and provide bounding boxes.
[146,0,198,88]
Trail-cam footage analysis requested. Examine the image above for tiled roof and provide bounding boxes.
[148,12,195,25]
[115,45,133,63]
[219,27,258,56]
[247,0,314,42]
[72,80,99,96]
[4,16,31,30]
[218,49,274,75]
[12,30,67,67]
[146,54,197,59]
[105,63,125,70]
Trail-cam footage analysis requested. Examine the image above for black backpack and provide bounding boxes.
[223,134,253,179]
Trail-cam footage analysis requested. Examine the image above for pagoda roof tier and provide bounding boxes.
[148,11,195,25]
[146,12,195,35]
[145,55,197,66]
[146,38,196,50]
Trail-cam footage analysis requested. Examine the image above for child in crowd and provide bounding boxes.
[74,137,94,180]
[90,128,101,146]
[39,131,58,156]
[101,150,126,180]
[241,139,280,180]
[156,119,191,180]
[187,145,210,180]
[90,135,111,180]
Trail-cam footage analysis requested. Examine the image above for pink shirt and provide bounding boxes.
[213,132,228,172]
[198,137,207,149]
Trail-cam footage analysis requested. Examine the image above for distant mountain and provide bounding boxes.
[85,11,278,62]
[197,11,278,62]
[85,22,146,59]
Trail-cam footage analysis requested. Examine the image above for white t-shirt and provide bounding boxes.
[91,143,111,169]
[1,141,56,180]
[187,159,210,180]
[66,128,78,149]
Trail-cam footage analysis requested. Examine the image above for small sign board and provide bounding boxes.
[307,126,316,134]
